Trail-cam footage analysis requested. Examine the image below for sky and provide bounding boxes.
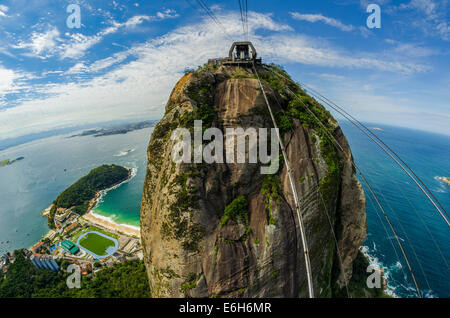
[0,0,449,141]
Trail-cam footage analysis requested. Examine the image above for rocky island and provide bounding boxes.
[0,157,24,168]
[140,63,379,297]
[68,120,157,138]
[440,177,450,186]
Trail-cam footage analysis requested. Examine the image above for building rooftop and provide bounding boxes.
[31,241,44,251]
[61,240,80,254]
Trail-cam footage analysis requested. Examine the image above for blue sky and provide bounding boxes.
[0,0,449,140]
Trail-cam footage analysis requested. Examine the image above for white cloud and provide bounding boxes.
[60,33,102,59]
[397,0,450,41]
[60,15,152,59]
[325,84,450,136]
[385,39,438,58]
[66,51,130,74]
[12,26,61,58]
[290,12,354,32]
[66,62,88,74]
[12,14,155,60]
[0,67,17,94]
[0,11,436,140]
[0,66,34,105]
[399,0,437,16]
[156,9,179,19]
[256,33,430,74]
[0,4,9,17]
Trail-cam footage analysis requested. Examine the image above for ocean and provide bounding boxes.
[0,121,448,297]
[0,127,152,255]
[339,121,450,298]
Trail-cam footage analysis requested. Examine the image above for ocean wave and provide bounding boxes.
[387,236,404,242]
[114,148,135,157]
[360,245,400,298]
[89,211,140,232]
[360,245,434,298]
[433,176,449,193]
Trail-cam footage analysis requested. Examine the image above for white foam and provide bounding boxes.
[114,148,135,157]
[434,176,449,193]
[360,245,400,298]
[89,167,139,229]
[88,211,140,232]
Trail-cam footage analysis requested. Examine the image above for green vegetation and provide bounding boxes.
[0,159,10,167]
[0,157,24,167]
[79,233,115,256]
[161,171,205,252]
[0,250,150,298]
[70,224,118,242]
[181,74,218,131]
[261,64,341,213]
[275,111,294,135]
[48,164,129,228]
[219,195,249,227]
[261,175,282,225]
[232,68,254,79]
[180,273,202,296]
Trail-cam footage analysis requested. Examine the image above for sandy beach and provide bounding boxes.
[82,211,141,238]
[81,167,141,237]
[40,167,141,240]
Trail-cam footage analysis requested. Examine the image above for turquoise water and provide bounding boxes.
[0,121,449,297]
[0,127,153,255]
[91,166,141,227]
[339,121,450,298]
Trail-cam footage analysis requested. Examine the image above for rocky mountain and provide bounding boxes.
[140,63,368,297]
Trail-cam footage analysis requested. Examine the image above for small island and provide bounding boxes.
[0,157,24,168]
[439,177,450,186]
[68,120,157,138]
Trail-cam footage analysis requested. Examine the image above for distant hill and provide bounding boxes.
[68,120,158,138]
[0,119,159,151]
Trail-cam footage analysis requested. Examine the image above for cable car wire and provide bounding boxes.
[264,65,423,297]
[296,83,450,227]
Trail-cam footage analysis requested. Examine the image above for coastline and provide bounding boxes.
[82,166,140,238]
[439,176,450,186]
[360,246,397,298]
[82,211,140,238]
[38,166,140,245]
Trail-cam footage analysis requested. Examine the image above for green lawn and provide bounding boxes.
[70,225,118,242]
[79,232,115,256]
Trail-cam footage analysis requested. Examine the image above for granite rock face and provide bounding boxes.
[140,64,367,298]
